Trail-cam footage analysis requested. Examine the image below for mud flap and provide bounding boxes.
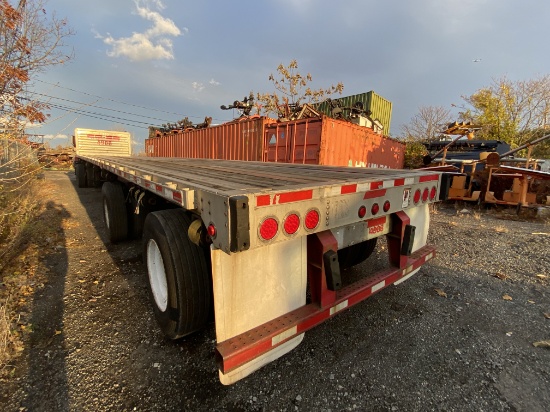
[394,203,430,285]
[211,237,307,385]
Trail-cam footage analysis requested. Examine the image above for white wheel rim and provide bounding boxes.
[147,239,168,312]
[103,199,110,229]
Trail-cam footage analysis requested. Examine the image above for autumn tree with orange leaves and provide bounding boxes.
[0,0,73,136]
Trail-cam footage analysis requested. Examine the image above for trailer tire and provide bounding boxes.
[75,163,87,188]
[338,238,377,270]
[143,209,212,339]
[102,182,128,243]
[86,163,95,187]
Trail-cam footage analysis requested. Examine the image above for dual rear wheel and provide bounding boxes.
[101,181,212,338]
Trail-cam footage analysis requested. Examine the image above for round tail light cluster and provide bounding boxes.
[259,209,320,241]
[304,209,320,230]
[283,213,300,235]
[259,217,278,240]
[422,188,429,202]
[415,186,438,204]
[413,189,422,204]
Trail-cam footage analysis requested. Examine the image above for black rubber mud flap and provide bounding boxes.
[229,196,250,252]
[324,250,342,291]
[400,224,416,256]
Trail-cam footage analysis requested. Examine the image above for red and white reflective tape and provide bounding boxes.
[87,158,192,208]
[256,189,313,207]
[216,245,437,374]
[257,175,439,207]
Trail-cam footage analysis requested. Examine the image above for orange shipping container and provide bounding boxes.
[145,115,405,169]
[264,116,404,169]
[145,117,274,161]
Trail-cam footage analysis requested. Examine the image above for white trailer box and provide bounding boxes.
[74,128,132,158]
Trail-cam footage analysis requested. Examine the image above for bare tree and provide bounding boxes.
[460,75,550,150]
[1,0,74,136]
[256,60,344,118]
[400,106,452,142]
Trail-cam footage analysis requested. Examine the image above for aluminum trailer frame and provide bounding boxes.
[76,155,447,383]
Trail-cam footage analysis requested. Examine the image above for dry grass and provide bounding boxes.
[0,296,9,371]
[0,175,58,376]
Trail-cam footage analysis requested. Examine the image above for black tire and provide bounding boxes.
[127,190,154,239]
[75,163,87,188]
[143,209,212,339]
[338,238,377,270]
[102,182,128,243]
[86,163,95,187]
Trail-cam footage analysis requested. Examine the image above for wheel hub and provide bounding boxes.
[146,239,168,312]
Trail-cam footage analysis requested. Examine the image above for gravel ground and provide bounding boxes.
[1,170,549,412]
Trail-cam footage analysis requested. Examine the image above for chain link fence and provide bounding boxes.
[0,138,39,183]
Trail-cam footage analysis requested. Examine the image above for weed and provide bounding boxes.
[0,296,9,371]
[494,225,509,233]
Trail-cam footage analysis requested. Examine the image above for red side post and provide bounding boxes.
[386,211,411,269]
[307,231,338,308]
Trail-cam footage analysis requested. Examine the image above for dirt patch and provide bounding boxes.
[1,171,549,411]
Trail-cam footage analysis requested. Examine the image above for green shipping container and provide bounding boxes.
[312,91,393,135]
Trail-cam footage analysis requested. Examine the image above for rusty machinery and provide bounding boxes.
[424,131,550,208]
[422,121,482,167]
[483,134,550,208]
[220,92,256,117]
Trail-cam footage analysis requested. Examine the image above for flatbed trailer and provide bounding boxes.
[74,147,448,384]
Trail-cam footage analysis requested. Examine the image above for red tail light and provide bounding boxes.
[304,209,320,230]
[413,189,421,204]
[422,188,429,202]
[358,205,367,218]
[430,186,437,200]
[283,213,300,235]
[207,224,217,238]
[383,200,391,212]
[259,217,278,240]
[371,203,380,215]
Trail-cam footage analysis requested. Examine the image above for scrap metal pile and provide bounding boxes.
[422,126,550,209]
[148,116,212,138]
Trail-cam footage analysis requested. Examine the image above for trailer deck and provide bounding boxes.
[81,156,438,196]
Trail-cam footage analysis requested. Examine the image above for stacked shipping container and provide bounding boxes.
[312,91,393,135]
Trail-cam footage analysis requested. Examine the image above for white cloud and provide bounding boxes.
[99,0,185,61]
[192,82,204,92]
[209,78,220,86]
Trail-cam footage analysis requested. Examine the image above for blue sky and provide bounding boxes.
[27,0,550,152]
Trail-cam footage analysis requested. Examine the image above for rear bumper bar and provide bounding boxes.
[216,244,436,374]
